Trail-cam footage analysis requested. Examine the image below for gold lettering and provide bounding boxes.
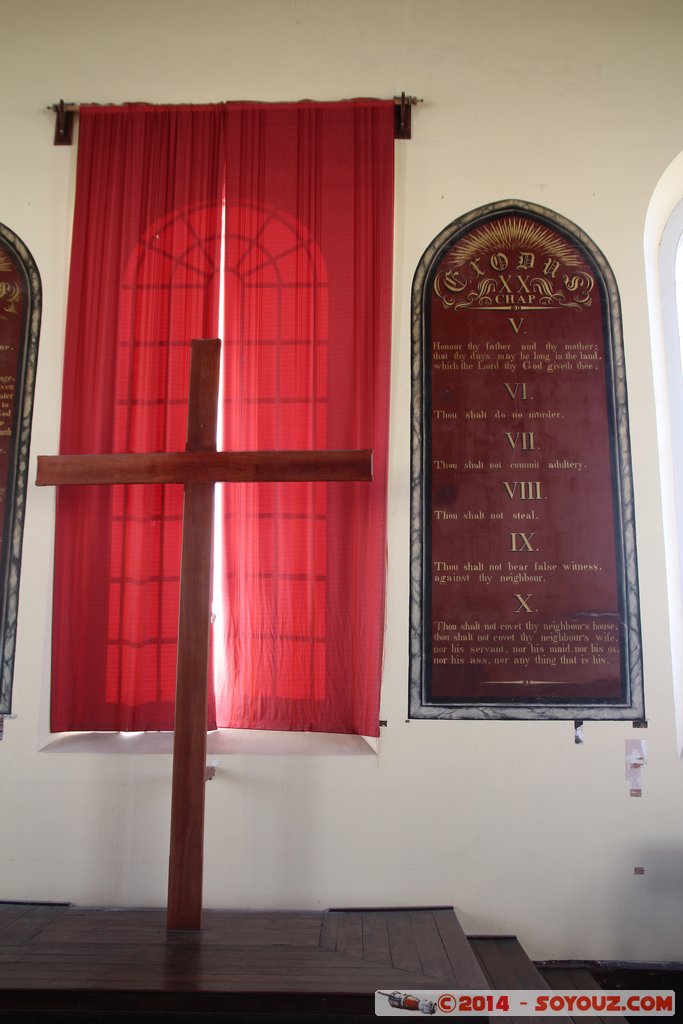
[504,431,536,451]
[440,270,467,294]
[503,481,542,500]
[510,531,535,552]
[503,382,528,400]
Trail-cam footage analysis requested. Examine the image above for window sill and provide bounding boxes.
[40,729,379,756]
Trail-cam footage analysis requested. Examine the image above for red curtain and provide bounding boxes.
[51,101,394,736]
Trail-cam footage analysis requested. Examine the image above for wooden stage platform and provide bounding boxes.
[0,902,632,1021]
[0,902,488,1015]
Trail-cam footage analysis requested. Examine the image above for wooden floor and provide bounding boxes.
[0,902,489,1014]
[0,902,639,1020]
[471,937,629,1024]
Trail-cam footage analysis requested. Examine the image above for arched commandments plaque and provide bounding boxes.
[0,224,41,715]
[410,201,644,720]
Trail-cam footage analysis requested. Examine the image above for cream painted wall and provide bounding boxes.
[1,0,682,961]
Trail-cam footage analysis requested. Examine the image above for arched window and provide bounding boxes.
[645,159,683,754]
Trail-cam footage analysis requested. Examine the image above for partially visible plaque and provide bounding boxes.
[410,201,643,720]
[0,224,41,714]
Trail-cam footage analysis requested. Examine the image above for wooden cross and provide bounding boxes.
[37,338,372,930]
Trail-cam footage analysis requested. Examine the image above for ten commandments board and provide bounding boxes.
[409,201,644,720]
[0,224,41,715]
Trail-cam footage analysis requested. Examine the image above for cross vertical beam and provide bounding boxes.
[166,338,220,930]
[36,338,373,933]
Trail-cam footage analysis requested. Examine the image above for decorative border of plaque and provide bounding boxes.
[0,223,41,715]
[409,200,644,721]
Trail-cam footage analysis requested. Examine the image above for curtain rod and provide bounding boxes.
[48,94,422,145]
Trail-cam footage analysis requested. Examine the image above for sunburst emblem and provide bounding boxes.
[445,217,581,268]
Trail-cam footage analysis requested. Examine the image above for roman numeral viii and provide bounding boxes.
[503,481,542,500]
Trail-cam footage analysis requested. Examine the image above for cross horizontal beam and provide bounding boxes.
[36,450,372,487]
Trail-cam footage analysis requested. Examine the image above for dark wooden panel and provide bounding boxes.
[361,912,392,967]
[0,904,484,1005]
[432,908,490,988]
[33,908,168,943]
[0,943,454,992]
[410,911,458,982]
[472,936,545,987]
[319,909,339,951]
[541,967,629,1024]
[385,911,423,973]
[335,911,364,959]
[471,937,570,1024]
[0,904,69,942]
[35,908,325,948]
[199,909,325,947]
[0,905,69,945]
